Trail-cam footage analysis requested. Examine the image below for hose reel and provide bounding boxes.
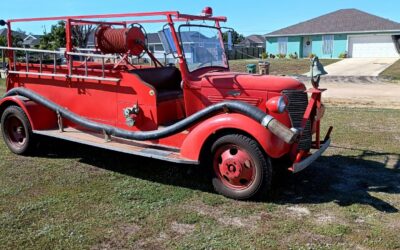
[95,25,147,57]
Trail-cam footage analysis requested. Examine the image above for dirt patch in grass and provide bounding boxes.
[93,223,141,250]
[286,205,311,217]
[170,221,195,235]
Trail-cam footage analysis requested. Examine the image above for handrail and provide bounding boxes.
[0,46,62,54]
[7,11,227,24]
[0,46,121,82]
[0,46,119,59]
[67,51,118,59]
[8,11,180,23]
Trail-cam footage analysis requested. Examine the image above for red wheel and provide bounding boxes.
[213,144,256,190]
[210,134,272,200]
[1,106,34,155]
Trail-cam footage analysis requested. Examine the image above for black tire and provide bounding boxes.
[1,105,34,155]
[209,134,272,200]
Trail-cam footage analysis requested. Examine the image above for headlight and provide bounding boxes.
[266,96,288,114]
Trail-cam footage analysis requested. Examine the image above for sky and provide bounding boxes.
[1,0,400,36]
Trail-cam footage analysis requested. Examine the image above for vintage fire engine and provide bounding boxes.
[0,8,332,200]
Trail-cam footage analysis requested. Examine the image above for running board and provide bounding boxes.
[33,128,198,165]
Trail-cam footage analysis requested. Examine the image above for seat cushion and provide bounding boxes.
[129,67,182,91]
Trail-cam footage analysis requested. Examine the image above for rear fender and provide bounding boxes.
[180,113,291,161]
[0,96,57,130]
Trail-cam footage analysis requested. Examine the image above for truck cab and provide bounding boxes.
[0,7,332,200]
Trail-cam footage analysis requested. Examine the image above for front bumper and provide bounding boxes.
[291,138,331,173]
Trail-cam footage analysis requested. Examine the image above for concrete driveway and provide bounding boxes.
[323,58,399,76]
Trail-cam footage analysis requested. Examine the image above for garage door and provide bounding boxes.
[349,35,399,58]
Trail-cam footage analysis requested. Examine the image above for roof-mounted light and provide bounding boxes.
[202,7,213,17]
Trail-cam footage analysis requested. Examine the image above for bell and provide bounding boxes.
[307,57,328,78]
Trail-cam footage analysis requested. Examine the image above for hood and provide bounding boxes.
[199,72,306,92]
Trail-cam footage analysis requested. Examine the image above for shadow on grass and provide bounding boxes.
[36,137,400,213]
[273,148,400,213]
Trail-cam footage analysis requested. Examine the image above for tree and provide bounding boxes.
[72,25,95,48]
[39,21,66,50]
[39,21,95,50]
[222,30,245,44]
[0,33,24,47]
[0,36,6,46]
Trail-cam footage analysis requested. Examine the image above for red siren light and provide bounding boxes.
[202,7,213,17]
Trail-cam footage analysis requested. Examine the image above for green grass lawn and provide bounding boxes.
[0,78,5,93]
[0,86,400,249]
[380,59,400,81]
[229,59,341,75]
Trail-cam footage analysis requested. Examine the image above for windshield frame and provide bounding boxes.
[177,24,229,73]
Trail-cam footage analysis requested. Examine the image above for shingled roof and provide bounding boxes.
[0,28,27,38]
[266,9,400,37]
[243,35,266,44]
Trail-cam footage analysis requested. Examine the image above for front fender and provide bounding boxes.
[0,96,57,130]
[180,113,291,161]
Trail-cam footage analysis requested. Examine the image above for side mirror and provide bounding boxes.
[227,31,233,51]
[221,27,235,51]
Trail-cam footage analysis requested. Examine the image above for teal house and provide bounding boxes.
[265,9,400,59]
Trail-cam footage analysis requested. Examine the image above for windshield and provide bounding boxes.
[178,25,228,72]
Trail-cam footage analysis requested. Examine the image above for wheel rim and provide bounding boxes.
[213,144,256,190]
[4,115,27,150]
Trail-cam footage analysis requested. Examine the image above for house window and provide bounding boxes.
[278,37,288,55]
[322,35,334,54]
[154,44,164,52]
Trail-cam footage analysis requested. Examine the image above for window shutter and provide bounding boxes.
[278,37,288,54]
[322,35,334,54]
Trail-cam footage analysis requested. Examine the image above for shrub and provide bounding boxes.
[261,52,268,59]
[339,52,348,58]
[269,53,276,59]
[289,52,298,59]
[277,53,287,59]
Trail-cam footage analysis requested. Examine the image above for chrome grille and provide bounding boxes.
[282,89,312,151]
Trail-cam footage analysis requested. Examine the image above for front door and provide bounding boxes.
[303,36,312,57]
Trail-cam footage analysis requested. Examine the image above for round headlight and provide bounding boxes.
[266,96,288,114]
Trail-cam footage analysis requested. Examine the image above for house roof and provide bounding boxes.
[0,28,27,38]
[147,33,161,44]
[22,35,42,46]
[266,9,400,37]
[240,35,266,45]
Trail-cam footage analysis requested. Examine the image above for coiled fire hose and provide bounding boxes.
[4,88,299,144]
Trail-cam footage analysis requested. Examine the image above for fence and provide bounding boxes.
[225,47,265,60]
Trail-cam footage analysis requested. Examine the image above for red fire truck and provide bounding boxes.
[0,7,331,200]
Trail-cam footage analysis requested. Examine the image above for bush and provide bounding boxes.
[261,52,268,59]
[269,53,276,59]
[289,52,298,59]
[339,52,348,58]
[277,53,287,59]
